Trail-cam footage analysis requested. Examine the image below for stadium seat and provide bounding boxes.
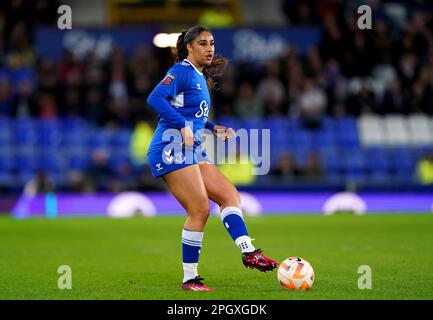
[15,118,38,146]
[388,147,416,181]
[358,114,386,146]
[335,117,360,148]
[62,117,89,147]
[320,149,344,176]
[109,129,133,170]
[291,128,313,151]
[38,151,66,173]
[312,127,336,151]
[383,115,410,146]
[364,147,391,174]
[266,118,290,160]
[0,147,14,172]
[0,117,13,146]
[407,114,433,146]
[368,171,392,185]
[342,148,367,176]
[39,119,62,148]
[88,129,112,150]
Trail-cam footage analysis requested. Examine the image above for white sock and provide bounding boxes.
[181,229,203,283]
[235,235,256,253]
[182,263,198,283]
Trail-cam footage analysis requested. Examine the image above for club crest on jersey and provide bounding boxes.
[174,152,186,164]
[162,73,175,85]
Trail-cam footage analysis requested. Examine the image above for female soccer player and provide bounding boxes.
[146,26,278,291]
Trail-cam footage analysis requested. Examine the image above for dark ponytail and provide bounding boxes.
[174,29,189,62]
[173,26,228,91]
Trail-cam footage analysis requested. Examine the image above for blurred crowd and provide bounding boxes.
[215,1,433,120]
[1,0,433,192]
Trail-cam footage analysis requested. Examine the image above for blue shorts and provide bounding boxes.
[147,145,211,178]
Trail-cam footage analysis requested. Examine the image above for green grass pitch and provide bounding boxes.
[0,214,432,300]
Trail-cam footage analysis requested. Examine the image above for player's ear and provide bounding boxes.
[186,42,193,54]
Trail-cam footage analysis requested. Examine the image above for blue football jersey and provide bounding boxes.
[147,59,211,154]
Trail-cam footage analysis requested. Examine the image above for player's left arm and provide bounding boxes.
[205,122,236,141]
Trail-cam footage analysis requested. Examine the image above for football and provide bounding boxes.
[277,257,315,290]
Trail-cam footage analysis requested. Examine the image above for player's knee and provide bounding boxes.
[189,201,210,222]
[220,190,241,208]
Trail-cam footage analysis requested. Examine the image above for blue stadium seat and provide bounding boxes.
[368,171,392,184]
[0,172,13,186]
[0,117,13,146]
[319,148,344,183]
[320,149,344,175]
[63,117,89,147]
[291,128,313,150]
[335,117,360,148]
[0,148,14,172]
[111,129,132,148]
[364,147,390,174]
[321,116,336,131]
[38,151,66,173]
[15,118,38,146]
[388,147,416,183]
[265,117,290,142]
[66,147,90,170]
[39,119,62,148]
[388,147,416,173]
[342,148,367,177]
[89,129,112,151]
[312,127,336,150]
[109,129,133,171]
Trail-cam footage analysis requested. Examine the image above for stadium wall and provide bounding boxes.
[11,191,433,218]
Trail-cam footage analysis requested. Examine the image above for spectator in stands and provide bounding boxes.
[212,67,236,116]
[302,151,324,182]
[381,78,410,114]
[256,60,286,115]
[33,0,59,26]
[416,152,433,185]
[37,92,57,118]
[23,170,55,197]
[305,46,323,80]
[84,87,105,127]
[37,57,58,94]
[12,77,37,118]
[61,87,82,117]
[270,153,303,182]
[6,20,35,69]
[66,170,87,193]
[295,78,327,129]
[109,47,128,104]
[85,148,115,192]
[346,80,376,115]
[0,76,12,116]
[234,81,262,118]
[397,52,419,89]
[282,0,319,26]
[58,51,84,86]
[131,120,154,166]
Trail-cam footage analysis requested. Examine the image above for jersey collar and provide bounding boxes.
[183,59,204,76]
